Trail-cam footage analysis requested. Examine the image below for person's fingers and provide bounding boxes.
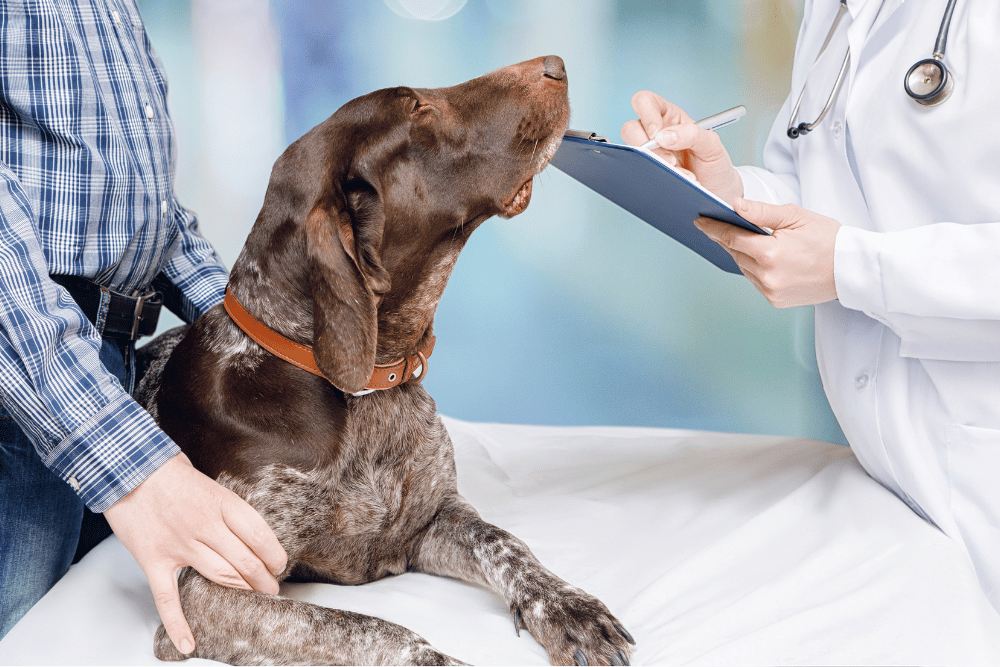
[621,118,651,146]
[629,90,690,140]
[147,566,195,656]
[188,537,260,592]
[654,122,730,165]
[219,493,287,579]
[694,216,763,257]
[202,528,280,595]
[734,197,799,231]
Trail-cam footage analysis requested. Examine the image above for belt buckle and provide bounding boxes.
[131,291,153,340]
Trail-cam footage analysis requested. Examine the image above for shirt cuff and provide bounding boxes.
[158,261,228,323]
[43,394,180,512]
[834,224,887,319]
[736,165,801,206]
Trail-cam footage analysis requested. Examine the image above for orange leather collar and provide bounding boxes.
[222,287,434,393]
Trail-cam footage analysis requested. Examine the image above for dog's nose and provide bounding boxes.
[542,55,565,81]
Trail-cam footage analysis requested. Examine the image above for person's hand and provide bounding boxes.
[695,198,841,308]
[622,91,744,205]
[103,452,287,656]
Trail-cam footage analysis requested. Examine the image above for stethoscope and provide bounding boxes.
[788,0,958,139]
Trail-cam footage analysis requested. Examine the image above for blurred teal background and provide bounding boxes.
[140,0,846,445]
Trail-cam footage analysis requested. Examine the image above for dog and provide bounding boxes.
[136,55,634,666]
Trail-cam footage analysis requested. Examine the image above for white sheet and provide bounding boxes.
[3,417,1000,665]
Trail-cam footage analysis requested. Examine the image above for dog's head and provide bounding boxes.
[230,56,570,393]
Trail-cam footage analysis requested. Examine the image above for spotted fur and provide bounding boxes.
[138,56,634,666]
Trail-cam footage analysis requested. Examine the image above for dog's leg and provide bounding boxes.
[153,568,466,666]
[410,496,634,666]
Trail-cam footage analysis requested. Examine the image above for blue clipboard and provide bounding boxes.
[549,132,769,274]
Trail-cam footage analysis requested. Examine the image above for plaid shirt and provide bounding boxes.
[0,0,228,512]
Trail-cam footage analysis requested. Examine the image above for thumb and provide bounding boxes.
[148,566,196,656]
[734,197,797,231]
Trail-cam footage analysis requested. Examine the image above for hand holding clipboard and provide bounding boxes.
[549,106,769,274]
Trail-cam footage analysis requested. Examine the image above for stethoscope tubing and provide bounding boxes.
[789,0,959,139]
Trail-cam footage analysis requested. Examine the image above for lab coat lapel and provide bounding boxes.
[848,0,907,76]
[844,0,894,83]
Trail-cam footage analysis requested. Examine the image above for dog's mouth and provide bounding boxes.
[501,178,533,218]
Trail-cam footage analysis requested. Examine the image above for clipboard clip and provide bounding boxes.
[564,129,608,143]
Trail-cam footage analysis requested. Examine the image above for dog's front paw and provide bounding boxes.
[511,582,635,666]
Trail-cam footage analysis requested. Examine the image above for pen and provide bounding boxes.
[639,105,747,150]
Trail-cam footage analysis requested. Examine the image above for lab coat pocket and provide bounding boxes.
[945,423,1000,525]
[944,423,1000,595]
[894,315,1000,362]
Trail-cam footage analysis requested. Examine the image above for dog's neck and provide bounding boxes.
[228,226,466,378]
[373,242,462,362]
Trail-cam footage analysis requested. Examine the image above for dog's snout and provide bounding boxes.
[542,55,566,81]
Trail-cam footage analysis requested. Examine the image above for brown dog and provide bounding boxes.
[137,55,634,666]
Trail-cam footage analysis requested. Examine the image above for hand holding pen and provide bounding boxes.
[640,105,746,149]
[622,92,746,205]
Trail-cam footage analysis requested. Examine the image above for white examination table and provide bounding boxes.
[3,417,1000,665]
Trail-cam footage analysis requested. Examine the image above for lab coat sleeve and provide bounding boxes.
[736,99,804,207]
[834,223,1000,362]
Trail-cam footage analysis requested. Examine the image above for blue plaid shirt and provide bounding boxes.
[0,0,229,512]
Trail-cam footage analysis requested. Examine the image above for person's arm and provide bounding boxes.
[151,199,230,323]
[0,163,285,655]
[0,164,172,513]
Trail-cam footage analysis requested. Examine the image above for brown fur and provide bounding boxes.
[138,56,634,666]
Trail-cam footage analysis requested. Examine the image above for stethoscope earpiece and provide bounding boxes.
[904,57,954,106]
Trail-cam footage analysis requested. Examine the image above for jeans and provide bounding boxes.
[0,336,134,639]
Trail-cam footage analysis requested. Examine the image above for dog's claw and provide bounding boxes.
[619,649,631,666]
[610,651,624,666]
[615,623,636,646]
[511,607,522,637]
[574,649,589,666]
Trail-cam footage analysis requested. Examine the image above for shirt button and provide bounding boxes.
[855,373,869,390]
[68,476,81,492]
[161,199,169,215]
[144,104,154,119]
[111,10,121,25]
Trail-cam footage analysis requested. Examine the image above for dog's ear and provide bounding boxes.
[306,183,390,393]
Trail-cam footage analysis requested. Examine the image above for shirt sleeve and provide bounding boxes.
[0,164,180,513]
[151,199,229,324]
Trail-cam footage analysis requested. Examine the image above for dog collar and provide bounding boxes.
[222,287,434,393]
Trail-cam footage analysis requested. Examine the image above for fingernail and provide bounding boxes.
[655,130,677,146]
[179,637,194,655]
[647,123,659,138]
[735,197,748,212]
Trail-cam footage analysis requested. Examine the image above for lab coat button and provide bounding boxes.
[855,373,869,389]
[832,120,844,139]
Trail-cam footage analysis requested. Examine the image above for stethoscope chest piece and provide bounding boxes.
[904,57,954,106]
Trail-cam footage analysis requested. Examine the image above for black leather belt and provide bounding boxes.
[50,275,163,340]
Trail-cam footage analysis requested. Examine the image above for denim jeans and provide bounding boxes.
[0,336,134,639]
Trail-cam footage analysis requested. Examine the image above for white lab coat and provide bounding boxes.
[736,0,1000,610]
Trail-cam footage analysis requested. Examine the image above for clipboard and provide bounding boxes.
[549,131,770,274]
